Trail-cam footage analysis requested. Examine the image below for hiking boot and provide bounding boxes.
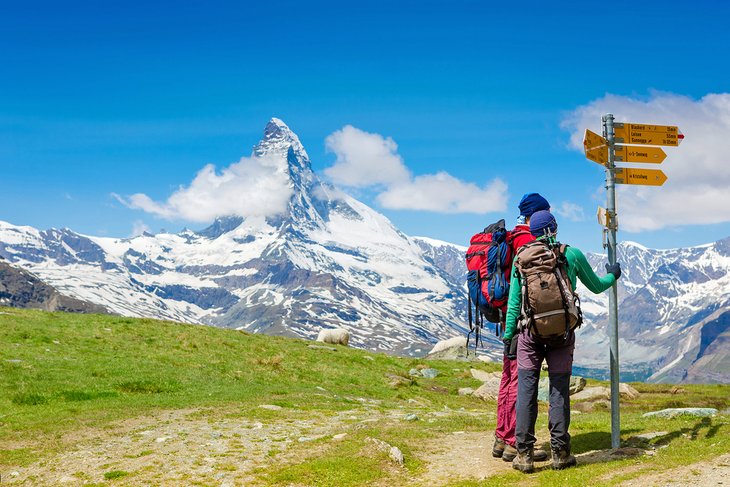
[501,444,518,462]
[533,448,548,462]
[492,437,506,458]
[552,448,577,470]
[512,449,534,473]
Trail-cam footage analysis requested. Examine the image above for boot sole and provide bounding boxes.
[552,461,577,470]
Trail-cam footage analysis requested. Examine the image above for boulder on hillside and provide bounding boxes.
[470,368,493,382]
[571,376,587,395]
[537,375,587,402]
[316,328,350,346]
[619,383,640,400]
[642,408,718,419]
[571,386,611,402]
[472,373,502,401]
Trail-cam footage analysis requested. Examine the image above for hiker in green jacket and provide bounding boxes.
[502,210,621,473]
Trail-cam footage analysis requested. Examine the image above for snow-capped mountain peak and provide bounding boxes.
[0,119,473,357]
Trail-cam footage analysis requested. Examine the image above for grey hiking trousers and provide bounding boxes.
[515,329,575,454]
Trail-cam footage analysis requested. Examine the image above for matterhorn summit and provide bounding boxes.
[0,119,471,355]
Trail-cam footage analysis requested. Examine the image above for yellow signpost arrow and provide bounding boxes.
[586,146,608,165]
[584,129,607,150]
[614,167,668,186]
[614,145,667,164]
[583,129,608,165]
[614,123,684,146]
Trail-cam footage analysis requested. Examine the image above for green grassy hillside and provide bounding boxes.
[1,307,728,486]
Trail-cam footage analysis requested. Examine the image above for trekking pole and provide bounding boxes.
[603,113,621,449]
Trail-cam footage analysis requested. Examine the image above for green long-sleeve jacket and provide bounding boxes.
[503,240,616,341]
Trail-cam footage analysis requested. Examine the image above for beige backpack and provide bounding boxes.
[514,240,582,341]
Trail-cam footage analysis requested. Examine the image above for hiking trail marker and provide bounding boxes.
[614,167,668,186]
[584,115,683,450]
[614,145,667,164]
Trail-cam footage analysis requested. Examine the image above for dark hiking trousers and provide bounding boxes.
[515,329,575,454]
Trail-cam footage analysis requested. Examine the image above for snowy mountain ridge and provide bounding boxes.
[0,119,478,356]
[1,118,727,382]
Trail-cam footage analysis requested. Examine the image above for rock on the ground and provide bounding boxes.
[389,446,405,465]
[573,399,610,412]
[420,368,440,379]
[472,374,501,402]
[537,375,586,402]
[570,376,586,394]
[642,408,718,419]
[470,368,492,382]
[458,387,475,396]
[386,374,413,388]
[409,368,421,377]
[333,433,347,440]
[404,414,419,421]
[572,386,611,402]
[619,383,640,399]
[537,377,549,402]
[316,327,350,346]
[258,404,283,411]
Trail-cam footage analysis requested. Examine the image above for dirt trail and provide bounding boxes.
[3,406,726,486]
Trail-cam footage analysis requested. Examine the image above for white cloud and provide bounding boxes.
[562,92,730,232]
[378,173,508,213]
[130,220,151,237]
[116,155,293,222]
[325,125,411,187]
[554,201,586,222]
[325,125,508,214]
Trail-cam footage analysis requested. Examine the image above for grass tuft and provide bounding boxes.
[103,470,129,480]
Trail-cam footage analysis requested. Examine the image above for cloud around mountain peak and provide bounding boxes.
[324,124,508,214]
[115,153,294,223]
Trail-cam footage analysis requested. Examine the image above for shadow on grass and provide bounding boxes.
[532,417,721,471]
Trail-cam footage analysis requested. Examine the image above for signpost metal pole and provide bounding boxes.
[603,113,621,449]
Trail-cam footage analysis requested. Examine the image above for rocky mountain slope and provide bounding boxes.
[0,257,108,313]
[414,236,730,383]
[0,119,476,355]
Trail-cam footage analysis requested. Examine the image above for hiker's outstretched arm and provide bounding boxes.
[569,247,615,294]
[503,270,521,341]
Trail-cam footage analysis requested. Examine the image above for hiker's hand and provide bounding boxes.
[503,339,516,360]
[605,262,622,280]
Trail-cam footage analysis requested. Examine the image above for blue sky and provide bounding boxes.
[2,0,730,252]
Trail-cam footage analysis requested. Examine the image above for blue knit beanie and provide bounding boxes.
[529,210,558,237]
[518,193,550,218]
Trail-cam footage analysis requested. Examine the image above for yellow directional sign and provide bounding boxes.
[584,129,607,150]
[583,129,608,165]
[586,146,608,165]
[614,145,667,164]
[614,167,667,186]
[614,123,683,147]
